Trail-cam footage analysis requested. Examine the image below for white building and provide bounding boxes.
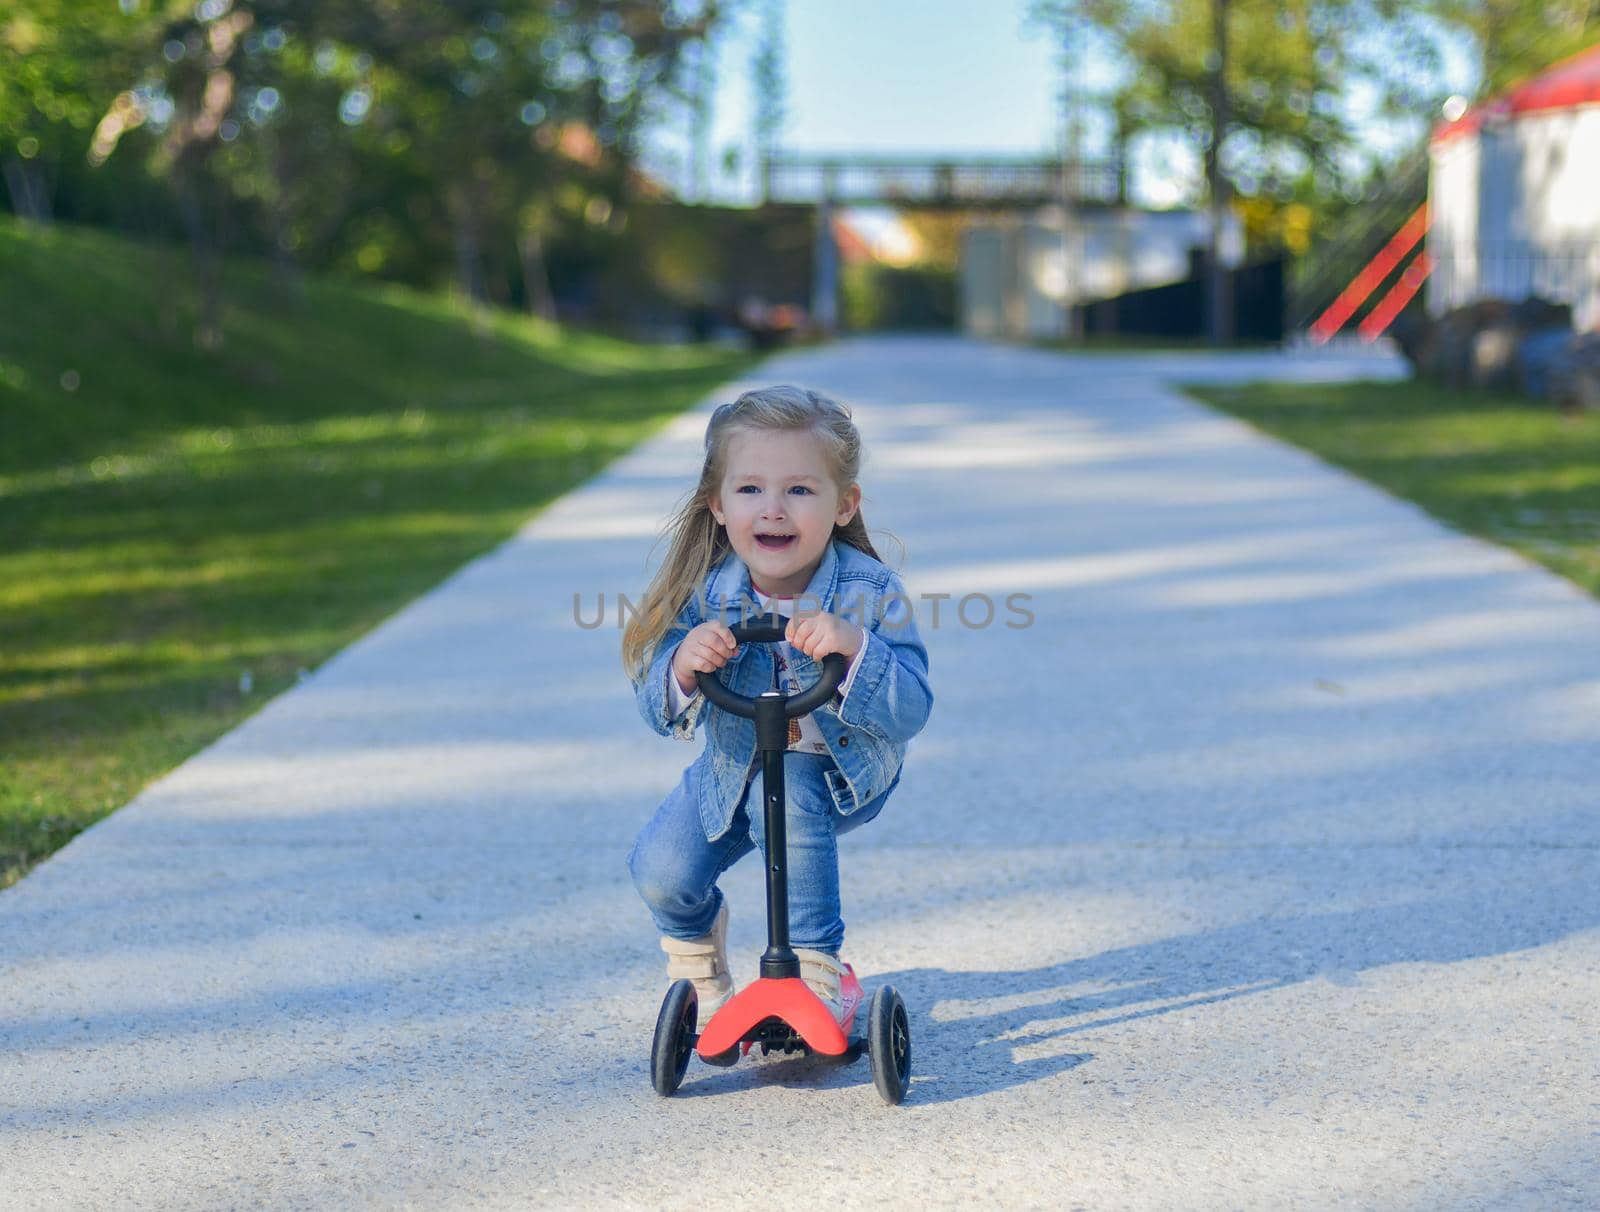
[1428,44,1600,330]
[960,206,1243,340]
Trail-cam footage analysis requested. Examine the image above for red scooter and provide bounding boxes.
[649,615,912,1105]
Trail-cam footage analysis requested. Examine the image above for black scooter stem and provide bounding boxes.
[692,616,848,983]
[758,744,800,978]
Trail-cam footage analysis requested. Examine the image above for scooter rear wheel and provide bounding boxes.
[651,979,698,1096]
[868,985,911,1105]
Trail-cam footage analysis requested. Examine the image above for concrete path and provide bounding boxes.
[4,337,1596,1210]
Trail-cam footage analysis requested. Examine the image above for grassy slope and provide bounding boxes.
[0,218,754,888]
[1186,378,1600,598]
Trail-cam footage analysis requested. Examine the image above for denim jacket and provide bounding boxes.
[633,538,933,841]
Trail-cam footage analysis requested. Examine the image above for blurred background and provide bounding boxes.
[6,0,1598,349]
[2,2,1598,888]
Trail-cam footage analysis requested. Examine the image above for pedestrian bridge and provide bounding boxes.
[762,152,1121,209]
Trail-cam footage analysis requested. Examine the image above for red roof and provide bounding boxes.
[1432,42,1600,146]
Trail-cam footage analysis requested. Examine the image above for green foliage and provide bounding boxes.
[1030,0,1599,247]
[751,0,786,173]
[0,217,755,888]
[1,2,741,318]
[1033,0,1446,205]
[1427,0,1600,96]
[841,262,957,331]
[0,1,155,221]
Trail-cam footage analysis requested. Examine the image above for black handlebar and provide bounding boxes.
[694,615,849,720]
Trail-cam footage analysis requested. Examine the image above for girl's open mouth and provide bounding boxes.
[756,534,796,550]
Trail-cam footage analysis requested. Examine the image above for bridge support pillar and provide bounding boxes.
[811,198,838,336]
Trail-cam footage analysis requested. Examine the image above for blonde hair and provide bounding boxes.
[621,384,898,686]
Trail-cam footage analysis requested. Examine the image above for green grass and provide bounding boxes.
[1184,377,1600,597]
[0,217,756,889]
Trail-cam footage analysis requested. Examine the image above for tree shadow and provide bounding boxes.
[857,873,1593,1105]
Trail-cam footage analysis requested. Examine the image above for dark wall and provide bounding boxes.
[842,262,957,331]
[557,202,814,333]
[1079,256,1285,343]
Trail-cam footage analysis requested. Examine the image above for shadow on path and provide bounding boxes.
[858,873,1595,1106]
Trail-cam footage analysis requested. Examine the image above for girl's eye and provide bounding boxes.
[736,485,811,494]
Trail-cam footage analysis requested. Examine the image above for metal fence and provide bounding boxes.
[761,154,1123,209]
[1427,241,1600,328]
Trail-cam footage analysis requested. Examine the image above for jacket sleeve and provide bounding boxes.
[634,599,709,743]
[792,572,932,747]
[832,638,870,708]
[666,661,701,717]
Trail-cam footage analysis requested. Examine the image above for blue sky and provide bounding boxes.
[639,0,1481,210]
[643,0,1067,204]
[778,0,1065,154]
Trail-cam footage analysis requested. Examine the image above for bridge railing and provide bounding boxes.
[762,155,1122,208]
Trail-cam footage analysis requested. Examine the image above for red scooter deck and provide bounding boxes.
[696,964,864,1058]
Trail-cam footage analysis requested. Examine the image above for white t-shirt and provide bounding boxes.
[666,587,868,755]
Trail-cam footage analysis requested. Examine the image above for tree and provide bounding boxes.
[1029,0,1480,227]
[13,1,737,340]
[750,0,785,202]
[1424,0,1599,97]
[0,1,152,224]
[243,0,734,303]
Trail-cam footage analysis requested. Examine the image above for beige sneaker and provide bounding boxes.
[660,902,735,1018]
[794,947,847,1025]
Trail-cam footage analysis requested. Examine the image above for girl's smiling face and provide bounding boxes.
[711,427,861,597]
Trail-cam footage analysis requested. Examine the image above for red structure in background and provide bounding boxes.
[1357,253,1433,342]
[1426,43,1600,333]
[1431,43,1600,147]
[1309,204,1431,343]
[1311,44,1600,344]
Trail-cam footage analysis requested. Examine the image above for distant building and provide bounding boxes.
[959,206,1243,340]
[1428,44,1600,329]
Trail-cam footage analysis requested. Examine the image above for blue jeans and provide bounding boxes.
[628,752,883,955]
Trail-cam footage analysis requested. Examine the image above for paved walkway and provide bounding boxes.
[4,338,1597,1209]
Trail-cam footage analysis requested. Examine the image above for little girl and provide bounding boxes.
[621,385,933,1024]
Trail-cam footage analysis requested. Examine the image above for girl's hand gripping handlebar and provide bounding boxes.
[694,616,849,719]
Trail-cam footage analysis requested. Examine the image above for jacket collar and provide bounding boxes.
[706,536,840,614]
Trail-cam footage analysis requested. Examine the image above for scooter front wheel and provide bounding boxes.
[868,985,911,1105]
[651,979,698,1096]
